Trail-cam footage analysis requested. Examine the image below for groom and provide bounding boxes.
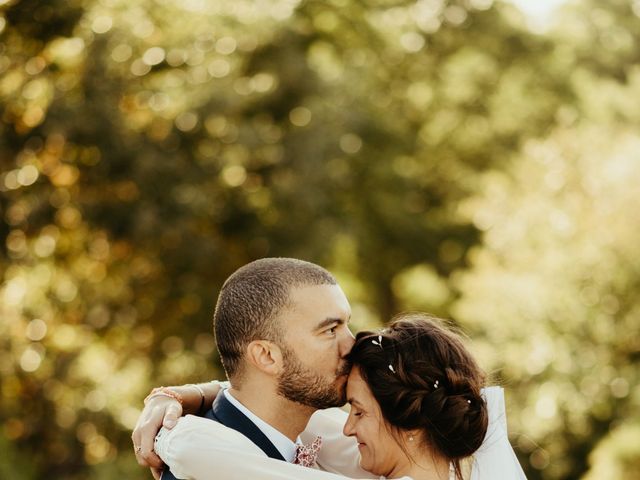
[133,258,368,479]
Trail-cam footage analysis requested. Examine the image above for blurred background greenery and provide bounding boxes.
[1,0,638,478]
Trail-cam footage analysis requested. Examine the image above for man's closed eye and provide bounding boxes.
[325,325,338,336]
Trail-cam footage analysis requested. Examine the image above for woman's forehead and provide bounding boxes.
[347,367,371,401]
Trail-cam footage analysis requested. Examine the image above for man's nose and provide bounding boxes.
[339,327,355,357]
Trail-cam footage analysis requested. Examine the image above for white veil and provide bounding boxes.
[471,387,528,480]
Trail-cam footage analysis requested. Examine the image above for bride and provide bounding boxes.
[149,314,526,480]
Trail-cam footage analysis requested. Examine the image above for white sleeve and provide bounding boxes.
[471,387,528,480]
[301,408,377,479]
[154,415,366,480]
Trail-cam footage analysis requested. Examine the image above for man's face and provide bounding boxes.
[276,284,354,409]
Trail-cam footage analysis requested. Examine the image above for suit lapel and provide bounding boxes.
[160,392,287,480]
[208,392,286,462]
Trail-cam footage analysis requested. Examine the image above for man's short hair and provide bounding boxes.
[213,257,337,382]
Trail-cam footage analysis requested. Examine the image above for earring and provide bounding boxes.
[408,435,414,442]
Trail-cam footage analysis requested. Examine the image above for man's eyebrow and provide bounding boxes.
[314,317,345,331]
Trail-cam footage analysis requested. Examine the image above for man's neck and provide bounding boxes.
[228,384,315,441]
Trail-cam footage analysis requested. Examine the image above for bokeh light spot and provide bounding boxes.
[20,347,43,372]
[26,319,47,341]
[111,44,132,63]
[216,36,237,55]
[208,58,231,78]
[400,32,425,52]
[17,165,39,186]
[339,133,362,154]
[91,15,113,34]
[221,165,247,187]
[175,111,199,132]
[142,47,165,66]
[289,107,312,127]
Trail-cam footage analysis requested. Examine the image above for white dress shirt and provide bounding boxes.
[223,389,298,463]
[154,386,525,480]
[155,405,377,479]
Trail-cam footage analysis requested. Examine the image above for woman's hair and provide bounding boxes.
[347,312,488,480]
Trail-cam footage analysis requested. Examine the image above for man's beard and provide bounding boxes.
[277,345,350,409]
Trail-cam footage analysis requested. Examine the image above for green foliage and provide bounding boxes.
[583,422,640,479]
[1,0,638,479]
[453,124,640,480]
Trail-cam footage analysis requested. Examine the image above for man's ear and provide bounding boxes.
[245,340,283,376]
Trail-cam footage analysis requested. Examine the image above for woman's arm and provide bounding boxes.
[155,415,368,480]
[132,380,224,476]
[137,382,375,479]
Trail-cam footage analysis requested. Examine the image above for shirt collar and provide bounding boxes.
[223,389,299,462]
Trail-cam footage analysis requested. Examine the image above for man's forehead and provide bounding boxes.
[287,283,350,310]
[279,284,351,329]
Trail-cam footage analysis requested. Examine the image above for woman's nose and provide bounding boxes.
[343,415,355,437]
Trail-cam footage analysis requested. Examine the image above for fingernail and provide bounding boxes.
[165,419,176,428]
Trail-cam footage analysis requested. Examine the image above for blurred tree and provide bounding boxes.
[1,0,637,478]
[453,123,640,480]
[583,422,640,480]
[450,2,640,478]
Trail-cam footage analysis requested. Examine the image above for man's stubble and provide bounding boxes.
[277,344,350,410]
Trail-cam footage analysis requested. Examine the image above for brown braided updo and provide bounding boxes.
[346,313,488,479]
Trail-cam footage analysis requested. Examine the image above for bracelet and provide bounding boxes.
[144,387,184,406]
[188,384,206,413]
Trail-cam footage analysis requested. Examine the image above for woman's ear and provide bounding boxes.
[245,340,283,376]
[405,429,421,445]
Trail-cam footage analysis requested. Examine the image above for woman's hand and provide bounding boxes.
[131,381,223,479]
[132,394,183,478]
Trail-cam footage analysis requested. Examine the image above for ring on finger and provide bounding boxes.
[135,445,142,454]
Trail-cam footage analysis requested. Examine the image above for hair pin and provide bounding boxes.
[433,380,439,389]
[388,364,396,373]
[467,399,471,404]
[371,335,383,348]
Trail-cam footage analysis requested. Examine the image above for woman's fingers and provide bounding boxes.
[162,401,183,429]
[151,466,163,480]
[132,398,183,468]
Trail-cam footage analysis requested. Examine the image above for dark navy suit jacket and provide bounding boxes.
[160,392,286,479]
